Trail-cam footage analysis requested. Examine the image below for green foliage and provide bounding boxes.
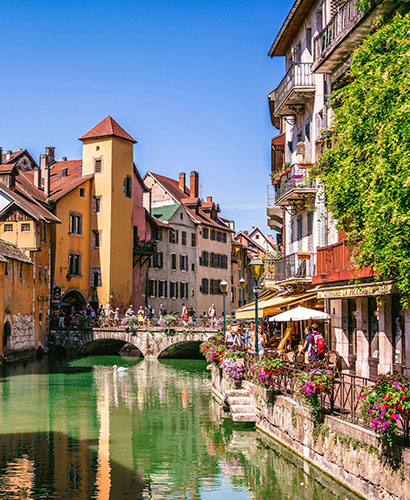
[314,10,410,301]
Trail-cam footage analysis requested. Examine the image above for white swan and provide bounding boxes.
[113,365,128,372]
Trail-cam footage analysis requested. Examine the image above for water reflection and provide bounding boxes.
[0,357,360,499]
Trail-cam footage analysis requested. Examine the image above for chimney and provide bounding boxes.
[0,147,2,165]
[34,166,41,189]
[190,171,199,198]
[45,146,55,165]
[62,156,67,161]
[42,154,50,197]
[206,196,212,203]
[179,172,186,191]
[6,150,12,161]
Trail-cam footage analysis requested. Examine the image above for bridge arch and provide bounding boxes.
[158,340,204,359]
[79,338,143,357]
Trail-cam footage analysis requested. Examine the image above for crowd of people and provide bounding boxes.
[223,321,326,363]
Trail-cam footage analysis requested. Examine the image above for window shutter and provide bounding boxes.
[180,282,183,298]
[165,281,168,298]
[175,282,178,298]
[160,252,163,268]
[180,255,183,270]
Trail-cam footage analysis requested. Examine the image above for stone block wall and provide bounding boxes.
[212,367,410,500]
[10,313,35,353]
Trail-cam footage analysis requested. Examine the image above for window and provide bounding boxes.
[5,262,8,276]
[180,254,188,271]
[180,213,183,220]
[288,140,293,154]
[201,278,209,294]
[181,231,187,246]
[69,213,82,235]
[38,265,42,282]
[169,229,178,244]
[44,266,48,283]
[216,232,221,242]
[171,253,177,269]
[170,281,178,299]
[69,253,82,276]
[19,262,23,280]
[305,120,311,142]
[180,282,188,299]
[306,27,312,55]
[92,230,101,249]
[90,268,101,287]
[149,279,157,297]
[4,224,13,232]
[39,311,43,324]
[191,233,196,247]
[154,252,163,268]
[307,211,313,236]
[297,216,303,241]
[290,219,295,243]
[159,280,167,298]
[40,224,46,243]
[210,252,215,268]
[92,196,101,215]
[94,158,102,174]
[124,175,132,198]
[203,251,209,267]
[21,223,30,232]
[217,254,221,268]
[222,233,227,243]
[79,188,86,198]
[191,263,195,271]
[203,228,209,239]
[210,229,215,240]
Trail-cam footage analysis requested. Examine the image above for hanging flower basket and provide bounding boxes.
[275,176,281,182]
[285,166,291,173]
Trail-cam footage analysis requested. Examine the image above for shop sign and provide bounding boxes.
[318,283,398,299]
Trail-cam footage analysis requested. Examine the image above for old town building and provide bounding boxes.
[266,0,404,378]
[144,171,232,318]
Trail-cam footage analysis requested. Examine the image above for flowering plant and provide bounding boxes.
[200,338,226,365]
[359,373,410,445]
[223,348,246,360]
[222,358,245,383]
[297,369,335,416]
[252,357,284,388]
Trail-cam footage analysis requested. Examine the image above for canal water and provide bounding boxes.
[0,356,361,499]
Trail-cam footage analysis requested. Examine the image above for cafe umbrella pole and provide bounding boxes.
[220,279,229,339]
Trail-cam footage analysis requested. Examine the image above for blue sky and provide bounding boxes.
[1,0,292,234]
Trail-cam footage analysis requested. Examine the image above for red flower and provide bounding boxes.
[401,396,406,401]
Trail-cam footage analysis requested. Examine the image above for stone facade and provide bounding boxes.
[9,313,35,354]
[211,366,410,500]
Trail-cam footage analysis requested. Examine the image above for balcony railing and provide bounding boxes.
[266,252,316,283]
[312,239,374,284]
[273,164,316,206]
[312,0,389,73]
[269,63,314,117]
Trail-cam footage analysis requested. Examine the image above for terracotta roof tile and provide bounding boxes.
[79,116,136,143]
[50,159,82,178]
[1,150,24,164]
[48,174,93,202]
[0,239,33,264]
[148,172,190,202]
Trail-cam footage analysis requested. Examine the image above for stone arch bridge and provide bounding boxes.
[48,327,216,358]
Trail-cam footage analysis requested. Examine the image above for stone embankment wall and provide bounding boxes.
[3,313,36,362]
[211,366,410,500]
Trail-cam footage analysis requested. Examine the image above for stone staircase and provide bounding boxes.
[226,389,258,423]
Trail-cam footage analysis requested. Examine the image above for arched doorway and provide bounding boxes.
[62,289,87,311]
[3,322,11,353]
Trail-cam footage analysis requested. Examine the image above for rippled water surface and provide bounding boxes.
[0,357,361,499]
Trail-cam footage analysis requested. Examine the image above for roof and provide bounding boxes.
[146,171,232,232]
[234,231,266,253]
[0,183,60,223]
[0,239,33,264]
[48,174,93,202]
[50,159,83,178]
[79,116,137,143]
[1,149,24,164]
[268,0,317,57]
[151,204,180,222]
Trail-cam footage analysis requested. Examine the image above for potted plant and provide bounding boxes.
[251,356,284,389]
[296,368,335,418]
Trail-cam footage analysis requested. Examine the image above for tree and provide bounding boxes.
[316,7,410,300]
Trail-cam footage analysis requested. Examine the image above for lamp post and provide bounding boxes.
[249,256,264,356]
[219,279,229,338]
[239,277,246,307]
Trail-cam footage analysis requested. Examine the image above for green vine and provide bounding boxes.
[313,9,410,302]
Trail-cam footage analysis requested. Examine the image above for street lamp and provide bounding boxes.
[220,279,229,338]
[239,277,246,306]
[250,256,264,356]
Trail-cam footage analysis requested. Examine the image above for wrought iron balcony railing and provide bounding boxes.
[272,165,316,207]
[269,63,315,117]
[266,252,316,283]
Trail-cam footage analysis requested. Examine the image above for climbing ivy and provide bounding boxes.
[315,8,410,301]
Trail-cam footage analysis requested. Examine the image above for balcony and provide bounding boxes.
[266,191,283,233]
[313,0,392,74]
[133,238,157,266]
[266,252,316,285]
[268,63,315,117]
[272,165,316,207]
[312,239,374,285]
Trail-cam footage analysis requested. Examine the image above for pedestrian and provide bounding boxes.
[310,325,326,362]
[147,305,154,326]
[298,327,313,364]
[208,304,216,328]
[137,306,145,326]
[114,307,120,326]
[188,306,195,327]
[58,310,65,328]
[181,303,187,325]
[159,304,167,320]
[183,306,190,326]
[125,305,134,318]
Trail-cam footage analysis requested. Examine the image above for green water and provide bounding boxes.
[0,357,361,499]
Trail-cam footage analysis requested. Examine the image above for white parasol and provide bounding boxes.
[269,305,330,322]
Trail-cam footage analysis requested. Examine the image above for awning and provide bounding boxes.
[269,306,330,322]
[235,291,317,320]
